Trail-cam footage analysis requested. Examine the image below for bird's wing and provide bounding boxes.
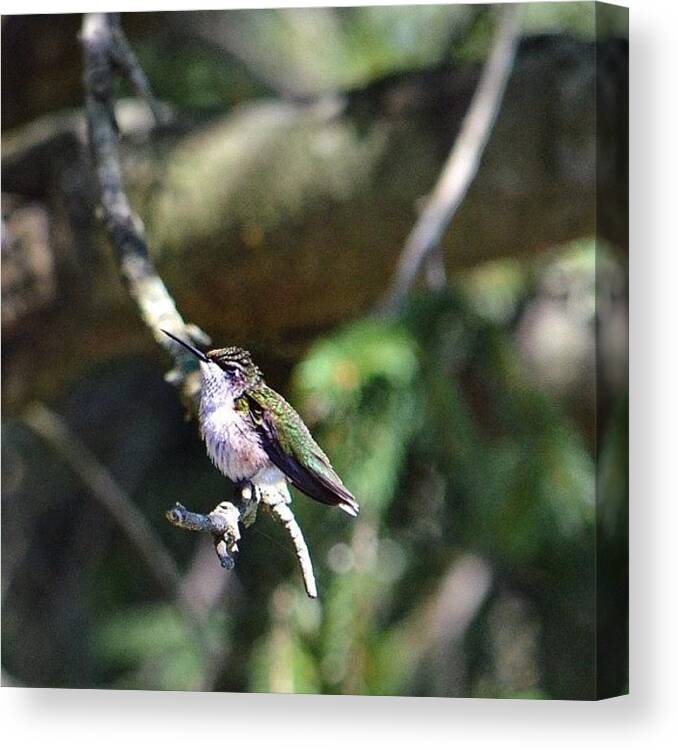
[242,386,359,517]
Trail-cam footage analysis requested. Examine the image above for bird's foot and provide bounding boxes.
[208,500,242,569]
[234,481,260,528]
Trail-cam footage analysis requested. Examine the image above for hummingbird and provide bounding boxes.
[162,329,359,517]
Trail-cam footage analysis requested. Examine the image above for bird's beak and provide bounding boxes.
[161,329,210,362]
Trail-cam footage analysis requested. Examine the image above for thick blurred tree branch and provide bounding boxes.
[80,11,318,599]
[22,402,228,690]
[382,5,521,312]
[24,403,180,591]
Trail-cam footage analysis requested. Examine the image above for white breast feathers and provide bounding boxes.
[199,400,269,482]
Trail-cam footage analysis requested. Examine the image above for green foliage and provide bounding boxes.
[294,318,421,516]
[94,604,228,691]
[238,247,604,697]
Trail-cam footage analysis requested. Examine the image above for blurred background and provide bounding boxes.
[2,3,627,699]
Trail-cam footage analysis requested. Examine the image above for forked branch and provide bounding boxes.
[165,485,318,598]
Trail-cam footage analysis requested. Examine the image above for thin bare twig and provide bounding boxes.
[107,14,167,125]
[382,5,522,313]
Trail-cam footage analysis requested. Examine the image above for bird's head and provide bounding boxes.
[161,330,262,399]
